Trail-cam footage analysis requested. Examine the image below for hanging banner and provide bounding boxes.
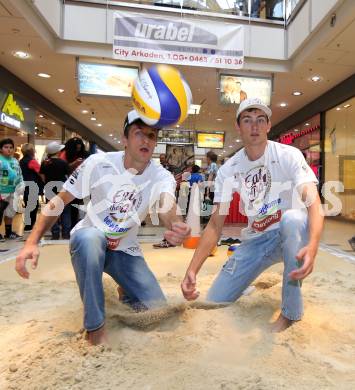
[113,11,244,69]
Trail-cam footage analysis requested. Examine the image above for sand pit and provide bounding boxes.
[1,243,355,389]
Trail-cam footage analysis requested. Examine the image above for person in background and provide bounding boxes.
[20,144,44,232]
[205,151,219,202]
[159,153,170,170]
[40,141,71,240]
[0,138,23,241]
[188,165,203,187]
[59,137,89,228]
[59,137,89,173]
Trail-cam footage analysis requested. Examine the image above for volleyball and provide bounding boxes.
[131,64,192,128]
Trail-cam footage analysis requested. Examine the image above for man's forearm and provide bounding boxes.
[186,221,221,275]
[159,207,183,230]
[307,199,324,249]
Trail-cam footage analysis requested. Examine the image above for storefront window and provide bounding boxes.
[277,114,321,180]
[324,97,355,221]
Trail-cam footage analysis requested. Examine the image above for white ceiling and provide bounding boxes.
[0,0,354,154]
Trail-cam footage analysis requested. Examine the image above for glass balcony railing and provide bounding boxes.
[65,0,305,25]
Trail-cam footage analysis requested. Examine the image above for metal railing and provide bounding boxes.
[65,0,306,26]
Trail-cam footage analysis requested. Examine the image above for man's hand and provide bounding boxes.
[164,222,191,246]
[181,271,200,301]
[289,245,317,280]
[15,244,40,279]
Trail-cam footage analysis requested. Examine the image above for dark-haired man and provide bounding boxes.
[16,110,191,345]
[181,98,324,332]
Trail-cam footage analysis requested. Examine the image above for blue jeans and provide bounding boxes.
[70,227,166,331]
[207,209,309,321]
[51,204,71,238]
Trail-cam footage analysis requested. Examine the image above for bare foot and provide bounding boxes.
[86,325,108,346]
[271,313,295,333]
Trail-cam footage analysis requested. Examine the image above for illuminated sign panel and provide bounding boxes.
[219,74,272,105]
[197,132,224,149]
[78,62,138,97]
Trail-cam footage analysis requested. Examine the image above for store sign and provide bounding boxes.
[113,11,244,69]
[0,112,21,129]
[2,93,24,121]
[0,89,35,133]
[279,125,320,145]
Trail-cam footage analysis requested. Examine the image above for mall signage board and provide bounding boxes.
[219,74,272,105]
[113,11,244,69]
[197,132,225,149]
[77,62,138,97]
[0,89,35,133]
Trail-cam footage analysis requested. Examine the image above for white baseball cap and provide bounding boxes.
[236,98,272,121]
[45,141,65,155]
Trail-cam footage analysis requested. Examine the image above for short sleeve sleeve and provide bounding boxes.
[214,164,236,203]
[63,155,96,198]
[286,148,318,187]
[149,169,176,206]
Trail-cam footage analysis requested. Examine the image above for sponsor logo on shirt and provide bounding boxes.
[69,164,85,185]
[103,216,130,234]
[251,209,281,231]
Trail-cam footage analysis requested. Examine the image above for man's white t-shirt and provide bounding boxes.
[214,141,318,239]
[63,151,175,256]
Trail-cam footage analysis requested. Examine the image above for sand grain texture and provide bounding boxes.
[1,244,354,389]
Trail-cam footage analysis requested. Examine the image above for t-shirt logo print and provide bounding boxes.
[109,185,143,223]
[244,166,271,205]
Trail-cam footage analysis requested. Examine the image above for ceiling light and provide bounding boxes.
[113,137,117,141]
[188,104,201,115]
[311,75,322,82]
[13,51,30,59]
[235,139,241,142]
[23,107,30,111]
[39,114,44,118]
[218,154,222,156]
[176,124,180,128]
[97,123,102,127]
[229,145,233,148]
[305,123,310,126]
[280,102,287,107]
[57,88,64,93]
[294,129,299,132]
[109,133,113,137]
[343,104,351,108]
[292,91,303,96]
[81,110,89,114]
[216,118,223,121]
[51,122,56,125]
[336,107,341,111]
[34,126,38,130]
[90,117,96,121]
[37,73,51,78]
[117,141,120,144]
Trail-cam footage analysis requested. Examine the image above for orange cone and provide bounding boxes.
[183,183,201,249]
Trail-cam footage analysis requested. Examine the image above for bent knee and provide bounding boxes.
[280,209,307,236]
[70,227,106,251]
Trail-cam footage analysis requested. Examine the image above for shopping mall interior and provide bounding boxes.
[0,0,355,389]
